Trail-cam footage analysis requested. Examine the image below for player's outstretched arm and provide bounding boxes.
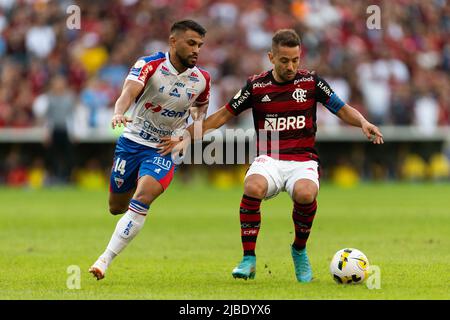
[157,105,234,156]
[111,80,143,129]
[336,104,384,144]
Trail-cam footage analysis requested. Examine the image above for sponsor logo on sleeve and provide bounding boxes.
[138,64,153,82]
[317,81,332,97]
[231,90,250,109]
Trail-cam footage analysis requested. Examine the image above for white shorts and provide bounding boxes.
[245,155,320,200]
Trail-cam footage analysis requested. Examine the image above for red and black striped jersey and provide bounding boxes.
[225,69,345,162]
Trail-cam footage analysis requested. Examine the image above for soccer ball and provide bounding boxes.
[330,248,369,284]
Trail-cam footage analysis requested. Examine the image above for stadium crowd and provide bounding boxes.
[0,0,448,129]
[0,0,449,185]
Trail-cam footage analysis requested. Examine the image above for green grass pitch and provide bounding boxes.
[0,181,449,299]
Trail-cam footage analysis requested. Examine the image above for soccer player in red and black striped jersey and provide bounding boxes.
[159,29,383,282]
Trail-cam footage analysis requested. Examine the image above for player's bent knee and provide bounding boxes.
[244,179,267,200]
[292,180,318,204]
[293,188,317,204]
[294,192,316,204]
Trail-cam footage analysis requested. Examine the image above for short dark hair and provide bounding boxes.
[170,20,207,37]
[272,29,301,50]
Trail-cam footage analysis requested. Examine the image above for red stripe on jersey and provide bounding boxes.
[253,100,316,113]
[138,58,165,86]
[252,82,316,95]
[196,68,211,104]
[257,136,316,151]
[249,71,270,82]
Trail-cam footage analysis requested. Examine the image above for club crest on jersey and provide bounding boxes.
[292,88,307,103]
[114,177,124,188]
[186,88,198,101]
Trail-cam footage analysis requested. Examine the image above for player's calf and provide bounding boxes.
[90,198,150,280]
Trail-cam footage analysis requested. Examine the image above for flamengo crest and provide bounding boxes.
[292,88,307,102]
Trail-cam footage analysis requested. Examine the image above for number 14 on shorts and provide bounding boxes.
[114,158,127,175]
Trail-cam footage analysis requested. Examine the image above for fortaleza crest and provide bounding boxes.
[186,88,198,101]
[114,177,124,188]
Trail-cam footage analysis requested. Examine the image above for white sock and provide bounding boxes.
[101,208,148,265]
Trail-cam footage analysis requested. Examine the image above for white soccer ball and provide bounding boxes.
[330,248,369,284]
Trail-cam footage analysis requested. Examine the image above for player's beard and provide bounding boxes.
[177,52,196,69]
[280,71,296,82]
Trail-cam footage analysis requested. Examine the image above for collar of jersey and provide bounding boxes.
[165,52,193,76]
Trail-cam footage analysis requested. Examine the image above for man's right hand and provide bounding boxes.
[157,136,190,157]
[111,113,132,129]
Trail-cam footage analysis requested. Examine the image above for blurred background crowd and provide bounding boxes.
[0,0,449,187]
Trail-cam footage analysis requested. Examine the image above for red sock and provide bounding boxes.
[239,194,262,256]
[292,200,317,250]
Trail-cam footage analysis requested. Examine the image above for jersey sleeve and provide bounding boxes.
[126,52,165,86]
[315,75,345,114]
[195,69,211,106]
[225,80,253,116]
